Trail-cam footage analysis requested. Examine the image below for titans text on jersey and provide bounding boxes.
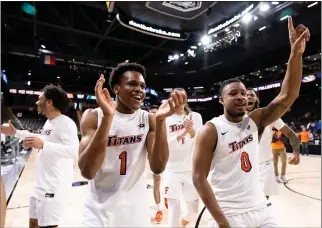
[107,134,144,147]
[228,134,253,154]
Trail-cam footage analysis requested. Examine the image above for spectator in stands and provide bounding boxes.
[297,126,310,155]
[0,85,79,228]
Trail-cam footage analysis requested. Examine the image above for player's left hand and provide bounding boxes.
[183,114,194,132]
[155,90,187,121]
[23,137,44,149]
[288,151,300,165]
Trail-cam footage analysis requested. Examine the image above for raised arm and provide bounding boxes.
[78,75,115,179]
[249,17,310,131]
[192,123,230,228]
[146,90,187,174]
[280,124,301,165]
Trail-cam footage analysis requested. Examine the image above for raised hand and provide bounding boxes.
[95,74,116,116]
[155,90,187,121]
[0,120,16,136]
[288,16,310,55]
[183,113,194,132]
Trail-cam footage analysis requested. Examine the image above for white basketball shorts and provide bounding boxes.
[208,205,278,227]
[259,160,279,196]
[163,171,199,201]
[29,197,63,227]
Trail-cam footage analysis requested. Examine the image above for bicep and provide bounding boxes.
[193,123,217,178]
[249,95,290,130]
[146,113,156,158]
[78,109,97,155]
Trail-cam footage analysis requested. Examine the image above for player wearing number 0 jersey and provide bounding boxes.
[164,88,203,227]
[78,63,187,227]
[193,17,310,228]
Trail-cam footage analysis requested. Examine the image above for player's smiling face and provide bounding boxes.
[114,71,146,111]
[221,82,247,118]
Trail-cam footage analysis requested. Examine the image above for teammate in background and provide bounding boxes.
[1,176,6,228]
[78,63,186,227]
[164,88,203,227]
[193,17,309,227]
[0,85,79,228]
[148,105,164,223]
[246,88,300,197]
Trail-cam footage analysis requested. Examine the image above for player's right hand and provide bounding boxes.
[95,74,116,116]
[0,120,16,136]
[288,16,310,55]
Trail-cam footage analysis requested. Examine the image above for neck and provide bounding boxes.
[116,100,135,114]
[175,108,185,115]
[46,110,61,120]
[224,110,243,123]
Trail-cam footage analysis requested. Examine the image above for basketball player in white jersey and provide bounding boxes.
[246,88,300,198]
[148,105,164,223]
[78,63,186,227]
[164,88,203,227]
[192,17,309,228]
[1,85,79,228]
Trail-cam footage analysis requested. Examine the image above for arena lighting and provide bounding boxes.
[204,29,241,52]
[259,26,267,31]
[190,46,197,49]
[173,54,179,60]
[77,94,84,99]
[201,35,211,45]
[242,14,252,24]
[27,81,30,85]
[194,86,204,89]
[280,15,289,21]
[260,3,270,12]
[57,76,60,79]
[307,2,318,8]
[271,1,279,5]
[208,4,255,34]
[225,28,230,32]
[41,44,46,49]
[187,49,196,57]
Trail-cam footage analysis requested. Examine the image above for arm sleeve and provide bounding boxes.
[42,120,79,160]
[273,118,285,130]
[15,130,40,139]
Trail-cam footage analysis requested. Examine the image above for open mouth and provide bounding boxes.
[132,96,142,102]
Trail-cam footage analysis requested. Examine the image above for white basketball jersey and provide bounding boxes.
[208,115,267,216]
[259,118,285,163]
[165,112,203,172]
[83,108,150,227]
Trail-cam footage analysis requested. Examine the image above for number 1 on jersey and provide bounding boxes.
[240,151,252,172]
[119,151,127,175]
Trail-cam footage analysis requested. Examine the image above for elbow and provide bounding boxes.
[150,166,165,175]
[192,173,203,190]
[78,162,95,180]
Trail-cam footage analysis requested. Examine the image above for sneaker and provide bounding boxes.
[155,210,163,223]
[280,176,288,184]
[276,176,281,183]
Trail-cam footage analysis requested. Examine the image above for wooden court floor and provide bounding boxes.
[5,151,321,227]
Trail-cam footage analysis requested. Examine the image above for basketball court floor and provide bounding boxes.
[5,150,321,227]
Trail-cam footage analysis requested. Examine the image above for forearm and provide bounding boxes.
[188,129,196,138]
[43,141,79,159]
[193,177,228,225]
[279,53,302,101]
[79,115,113,178]
[149,119,169,174]
[177,130,188,141]
[15,130,40,139]
[286,132,300,153]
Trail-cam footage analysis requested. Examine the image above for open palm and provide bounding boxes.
[95,75,116,116]
[0,120,16,136]
[156,91,186,121]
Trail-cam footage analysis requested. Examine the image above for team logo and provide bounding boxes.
[107,134,144,147]
[40,129,53,136]
[169,123,184,133]
[138,123,145,128]
[228,134,253,153]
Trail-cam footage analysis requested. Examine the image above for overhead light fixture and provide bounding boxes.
[167,59,171,62]
[259,26,267,31]
[2,70,5,72]
[173,54,179,60]
[308,2,318,8]
[125,60,129,62]
[242,14,252,24]
[28,72,31,75]
[194,86,204,89]
[201,35,211,45]
[41,44,46,49]
[213,34,217,37]
[253,15,258,21]
[260,3,270,12]
[225,28,230,32]
[27,81,30,85]
[180,54,184,57]
[280,15,289,21]
[187,49,196,57]
[190,46,197,49]
[57,76,60,79]
[234,23,240,27]
[198,42,202,46]
[271,1,279,5]
[185,62,188,65]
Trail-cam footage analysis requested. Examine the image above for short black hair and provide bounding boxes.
[109,62,146,94]
[42,85,70,113]
[247,87,259,99]
[219,78,243,96]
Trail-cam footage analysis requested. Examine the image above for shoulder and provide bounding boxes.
[61,115,77,128]
[196,122,218,150]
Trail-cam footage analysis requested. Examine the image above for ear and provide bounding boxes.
[113,85,119,95]
[219,97,224,105]
[46,99,53,105]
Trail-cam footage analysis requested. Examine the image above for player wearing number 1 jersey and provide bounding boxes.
[78,63,187,227]
[193,17,309,228]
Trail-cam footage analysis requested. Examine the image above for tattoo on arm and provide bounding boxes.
[259,100,290,129]
[286,131,300,153]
